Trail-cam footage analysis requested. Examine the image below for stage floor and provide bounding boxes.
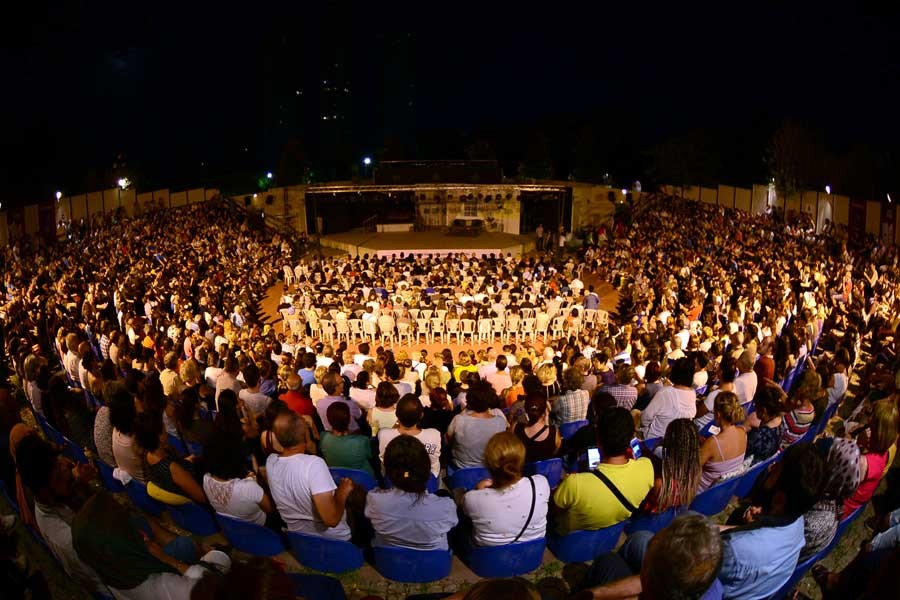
[320,230,535,258]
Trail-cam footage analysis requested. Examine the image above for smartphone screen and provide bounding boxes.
[629,438,642,459]
[587,447,601,470]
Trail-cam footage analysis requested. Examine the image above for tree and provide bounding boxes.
[521,131,554,180]
[765,120,824,197]
[648,130,719,194]
[465,139,496,161]
[277,138,309,186]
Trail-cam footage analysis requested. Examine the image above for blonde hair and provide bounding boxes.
[483,432,525,490]
[869,398,899,454]
[714,391,745,425]
[179,358,200,386]
[537,363,557,386]
[314,365,329,384]
[509,365,525,386]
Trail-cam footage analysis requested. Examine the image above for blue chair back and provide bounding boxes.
[372,546,452,583]
[643,437,663,454]
[287,531,364,573]
[465,537,546,577]
[34,412,66,446]
[288,573,348,600]
[216,513,286,556]
[768,543,833,600]
[524,458,563,489]
[124,480,167,516]
[816,402,839,436]
[63,438,89,464]
[798,424,818,445]
[689,476,741,516]
[559,420,588,440]
[444,466,491,491]
[384,473,439,494]
[547,521,627,563]
[698,419,719,438]
[167,434,188,456]
[733,451,780,499]
[329,468,379,492]
[624,506,684,535]
[835,504,865,539]
[168,501,219,536]
[96,460,125,493]
[186,440,203,456]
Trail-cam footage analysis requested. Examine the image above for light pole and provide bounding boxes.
[363,156,372,181]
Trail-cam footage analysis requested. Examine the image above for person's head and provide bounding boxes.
[242,363,260,388]
[640,514,724,600]
[524,393,548,426]
[163,351,179,371]
[204,431,250,480]
[286,374,302,392]
[718,354,737,383]
[358,342,370,356]
[669,356,695,387]
[108,387,137,435]
[562,366,584,391]
[375,381,400,408]
[536,363,557,388]
[385,361,401,381]
[223,356,239,374]
[737,350,754,373]
[713,391,745,426]
[395,394,423,428]
[596,406,634,457]
[133,410,164,454]
[428,386,451,411]
[752,385,783,422]
[326,401,351,433]
[660,419,701,509]
[771,442,825,518]
[495,355,508,372]
[465,379,496,413]
[272,411,309,449]
[303,352,316,369]
[483,432,526,490]
[17,436,75,504]
[383,435,431,496]
[644,361,662,384]
[614,364,636,385]
[868,397,900,454]
[522,374,542,396]
[322,371,344,396]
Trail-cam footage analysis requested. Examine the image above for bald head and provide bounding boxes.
[273,412,307,449]
[286,374,302,391]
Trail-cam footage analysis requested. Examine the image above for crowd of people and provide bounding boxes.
[0,194,899,599]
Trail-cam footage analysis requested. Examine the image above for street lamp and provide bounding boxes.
[825,185,831,195]
[118,177,130,190]
[55,191,62,201]
[363,157,371,166]
[266,172,273,179]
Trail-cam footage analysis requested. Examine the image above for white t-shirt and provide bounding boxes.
[265,453,351,540]
[378,429,442,477]
[203,474,266,526]
[349,386,376,411]
[204,366,223,388]
[463,475,550,546]
[640,386,697,439]
[239,389,271,416]
[827,372,848,406]
[733,371,758,405]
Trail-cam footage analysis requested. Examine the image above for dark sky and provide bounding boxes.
[1,3,898,204]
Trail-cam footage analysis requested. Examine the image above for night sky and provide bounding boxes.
[1,4,898,205]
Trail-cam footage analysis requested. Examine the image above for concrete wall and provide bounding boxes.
[571,184,616,232]
[866,201,881,236]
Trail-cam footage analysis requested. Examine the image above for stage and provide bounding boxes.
[320,230,535,258]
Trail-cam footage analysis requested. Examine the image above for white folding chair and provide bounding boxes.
[378,315,396,345]
[335,319,351,343]
[415,318,432,344]
[319,321,335,344]
[583,309,597,327]
[348,319,364,343]
[477,318,492,343]
[460,319,476,344]
[549,316,566,340]
[596,309,609,326]
[431,317,446,344]
[445,318,460,344]
[282,266,295,286]
[420,309,434,320]
[520,317,536,343]
[409,308,420,320]
[505,314,520,343]
[397,321,413,345]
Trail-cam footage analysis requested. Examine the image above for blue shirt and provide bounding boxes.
[583,293,600,310]
[718,516,805,600]
[297,368,316,387]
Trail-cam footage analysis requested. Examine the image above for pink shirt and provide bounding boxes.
[843,451,888,518]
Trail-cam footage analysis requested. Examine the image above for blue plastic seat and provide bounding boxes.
[643,437,663,454]
[34,412,66,446]
[186,440,203,456]
[835,504,865,538]
[372,546,452,583]
[167,434,188,456]
[816,402,839,436]
[464,537,546,577]
[329,467,379,492]
[288,573,347,600]
[733,451,780,499]
[624,506,685,535]
[63,437,89,464]
[444,466,491,491]
[547,521,627,563]
[287,531,364,573]
[689,476,741,516]
[384,473,439,494]
[698,419,719,438]
[524,458,564,488]
[168,501,219,536]
[559,419,588,440]
[216,513,286,556]
[124,480,167,516]
[768,544,832,600]
[96,460,125,493]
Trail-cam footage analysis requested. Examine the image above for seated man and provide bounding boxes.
[266,411,354,540]
[316,371,362,433]
[573,513,724,600]
[553,407,653,534]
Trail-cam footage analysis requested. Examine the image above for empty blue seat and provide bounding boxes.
[372,546,452,583]
[167,434,188,456]
[733,452,780,499]
[287,531,364,573]
[216,513,286,556]
[329,467,378,492]
[124,480,167,516]
[559,420,588,440]
[168,501,219,536]
[96,460,125,493]
[464,537,546,577]
[624,506,685,535]
[288,573,347,600]
[547,521,627,563]
[689,475,741,516]
[524,458,563,488]
[445,466,491,491]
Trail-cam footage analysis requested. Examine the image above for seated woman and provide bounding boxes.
[513,393,560,464]
[320,402,374,476]
[133,411,207,505]
[698,392,746,491]
[447,380,509,469]
[421,387,454,437]
[742,381,785,464]
[801,437,861,559]
[174,388,214,449]
[365,436,458,550]
[640,418,700,513]
[781,369,822,447]
[110,388,147,482]
[843,398,899,518]
[202,430,279,529]
[348,371,376,411]
[461,432,550,546]
[368,382,400,437]
[378,394,442,478]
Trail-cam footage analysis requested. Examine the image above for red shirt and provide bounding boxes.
[279,390,315,416]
